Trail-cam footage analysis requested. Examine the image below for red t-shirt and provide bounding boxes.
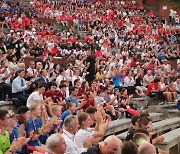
[94,50,103,57]
[82,98,95,111]
[147,63,154,70]
[59,15,66,21]
[78,88,85,97]
[22,17,30,27]
[50,47,59,56]
[56,91,66,101]
[139,4,144,10]
[149,11,155,17]
[11,21,21,29]
[130,60,136,67]
[43,90,58,102]
[146,83,159,96]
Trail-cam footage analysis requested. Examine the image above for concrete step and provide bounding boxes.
[0,101,17,112]
[168,109,180,118]
[155,127,180,154]
[148,104,177,118]
[130,97,158,109]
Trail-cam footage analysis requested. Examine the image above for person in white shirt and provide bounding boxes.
[75,112,105,153]
[72,69,84,86]
[174,78,180,94]
[0,61,16,100]
[26,61,37,82]
[124,71,140,96]
[143,70,154,87]
[65,63,74,82]
[27,83,50,107]
[163,59,171,73]
[56,68,67,89]
[46,133,66,154]
[62,115,80,154]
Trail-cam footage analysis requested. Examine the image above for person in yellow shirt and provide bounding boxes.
[0,110,10,154]
[0,109,30,154]
[96,66,105,82]
[169,7,173,22]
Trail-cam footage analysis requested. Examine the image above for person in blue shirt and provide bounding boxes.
[9,109,30,154]
[49,105,63,134]
[9,115,19,143]
[66,87,79,107]
[16,106,31,154]
[12,69,32,106]
[112,70,123,90]
[26,104,43,146]
[60,101,77,127]
[157,49,166,61]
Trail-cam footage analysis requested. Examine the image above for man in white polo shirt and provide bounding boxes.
[62,115,80,154]
[26,83,51,107]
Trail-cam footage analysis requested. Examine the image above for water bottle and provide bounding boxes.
[5,94,9,101]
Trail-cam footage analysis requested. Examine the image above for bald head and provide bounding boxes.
[100,135,122,154]
[18,63,25,70]
[138,143,156,154]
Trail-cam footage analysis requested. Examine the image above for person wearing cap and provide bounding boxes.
[12,69,32,106]
[17,106,30,125]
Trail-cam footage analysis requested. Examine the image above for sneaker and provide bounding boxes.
[158,102,164,105]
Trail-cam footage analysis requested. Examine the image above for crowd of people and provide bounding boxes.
[0,0,180,154]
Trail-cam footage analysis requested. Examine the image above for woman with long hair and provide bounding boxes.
[135,68,147,96]
[78,81,89,99]
[26,104,42,146]
[96,66,105,82]
[75,112,105,153]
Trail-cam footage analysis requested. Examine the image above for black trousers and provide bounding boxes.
[12,92,28,106]
[149,91,165,101]
[0,83,12,100]
[85,73,95,85]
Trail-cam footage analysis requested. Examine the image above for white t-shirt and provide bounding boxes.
[75,128,94,154]
[27,91,43,107]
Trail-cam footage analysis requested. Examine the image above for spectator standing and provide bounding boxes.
[85,50,96,84]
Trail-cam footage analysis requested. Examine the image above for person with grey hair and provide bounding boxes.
[82,135,122,154]
[62,115,80,154]
[46,133,66,154]
[138,142,156,154]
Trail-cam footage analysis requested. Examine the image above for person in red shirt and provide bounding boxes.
[11,19,21,29]
[22,14,30,29]
[81,91,97,111]
[78,81,90,99]
[149,10,155,18]
[56,83,67,102]
[130,58,137,67]
[50,44,59,56]
[139,3,144,11]
[44,82,58,103]
[146,77,159,96]
[146,77,165,102]
[94,47,103,58]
